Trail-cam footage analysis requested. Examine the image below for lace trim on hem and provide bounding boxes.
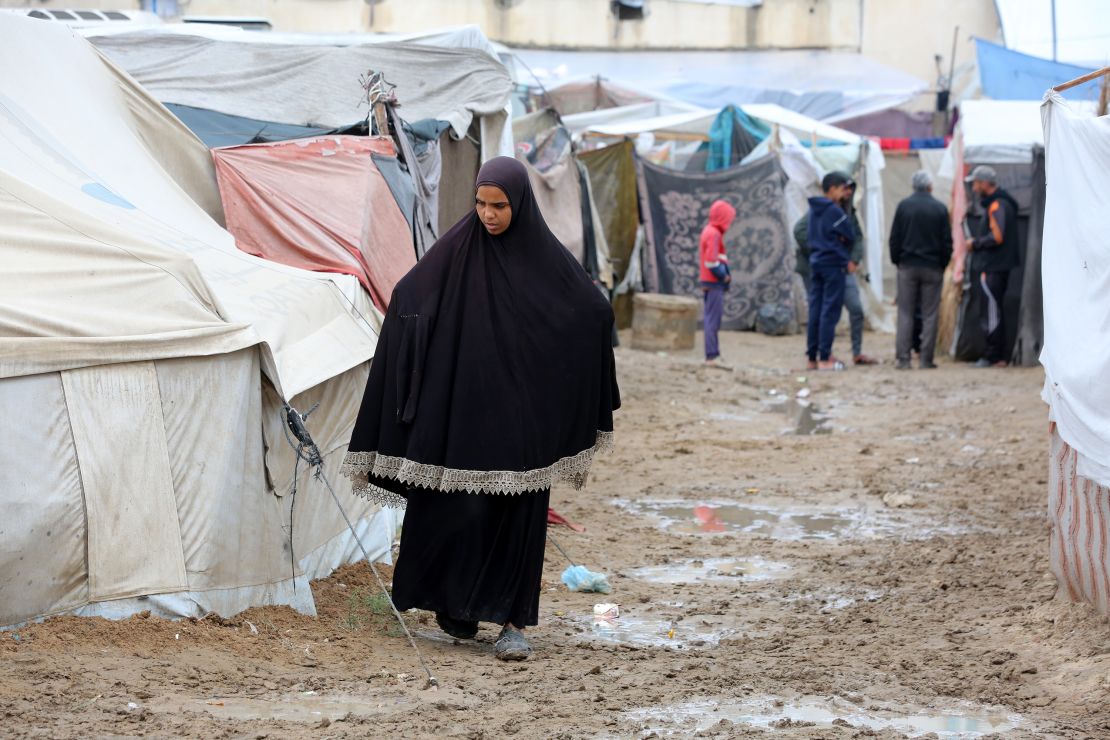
[350,480,409,509]
[340,430,614,497]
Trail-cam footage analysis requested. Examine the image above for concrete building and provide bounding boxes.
[3,0,1002,109]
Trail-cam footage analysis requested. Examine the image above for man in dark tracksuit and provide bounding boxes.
[965,165,1020,368]
[889,170,952,370]
[805,171,857,370]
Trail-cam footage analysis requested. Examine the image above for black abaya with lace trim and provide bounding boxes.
[341,156,619,626]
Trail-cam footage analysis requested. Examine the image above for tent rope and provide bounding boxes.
[280,403,439,691]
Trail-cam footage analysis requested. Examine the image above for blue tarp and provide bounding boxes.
[975,38,1098,102]
[166,103,365,148]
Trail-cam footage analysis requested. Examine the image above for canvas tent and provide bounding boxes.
[86,24,514,241]
[0,15,397,628]
[1040,93,1110,615]
[212,136,417,311]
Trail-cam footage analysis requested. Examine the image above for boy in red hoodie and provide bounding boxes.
[699,200,736,365]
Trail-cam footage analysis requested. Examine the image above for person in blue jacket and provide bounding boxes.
[805,171,858,371]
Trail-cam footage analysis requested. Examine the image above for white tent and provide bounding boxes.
[83,22,515,161]
[0,15,397,627]
[1041,92,1110,616]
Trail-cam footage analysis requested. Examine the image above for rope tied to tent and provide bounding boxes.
[280,403,439,691]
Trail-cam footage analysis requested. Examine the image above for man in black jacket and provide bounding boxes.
[890,170,952,369]
[965,165,1020,368]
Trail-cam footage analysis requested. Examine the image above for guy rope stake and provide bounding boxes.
[280,403,439,691]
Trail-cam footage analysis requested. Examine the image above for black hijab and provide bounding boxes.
[342,156,620,506]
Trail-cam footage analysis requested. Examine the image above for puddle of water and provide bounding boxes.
[648,502,857,540]
[616,497,975,541]
[160,691,414,722]
[626,557,791,584]
[625,695,1022,737]
[558,614,745,650]
[764,397,832,435]
[785,589,885,613]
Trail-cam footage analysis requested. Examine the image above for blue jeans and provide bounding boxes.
[703,285,725,360]
[806,265,846,362]
[843,273,864,358]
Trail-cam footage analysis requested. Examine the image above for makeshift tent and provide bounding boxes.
[508,47,928,123]
[1012,146,1046,367]
[638,155,795,332]
[0,15,396,627]
[575,102,890,305]
[86,25,514,160]
[513,109,613,286]
[212,136,417,312]
[86,25,513,242]
[1040,93,1110,616]
[579,140,639,327]
[542,77,656,116]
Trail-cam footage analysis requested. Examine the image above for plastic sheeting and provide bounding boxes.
[975,38,1099,102]
[580,140,639,326]
[1040,94,1110,488]
[510,47,927,123]
[88,29,514,161]
[1013,146,1046,367]
[212,136,416,311]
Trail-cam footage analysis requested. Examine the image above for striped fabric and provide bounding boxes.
[1049,428,1110,615]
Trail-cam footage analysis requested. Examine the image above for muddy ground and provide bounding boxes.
[3,330,1109,739]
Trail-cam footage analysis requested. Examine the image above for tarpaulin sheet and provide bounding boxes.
[212,136,416,312]
[88,30,514,160]
[581,140,639,325]
[511,47,927,123]
[1040,94,1110,488]
[166,102,365,148]
[1013,146,1045,368]
[975,38,1098,102]
[639,154,794,331]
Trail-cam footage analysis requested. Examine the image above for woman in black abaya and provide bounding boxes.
[342,156,620,661]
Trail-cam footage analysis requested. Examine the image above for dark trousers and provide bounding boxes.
[842,273,864,358]
[896,266,944,365]
[977,270,1010,363]
[806,265,846,362]
[703,284,725,360]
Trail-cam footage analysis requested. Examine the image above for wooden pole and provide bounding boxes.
[1099,73,1110,117]
[1053,66,1110,93]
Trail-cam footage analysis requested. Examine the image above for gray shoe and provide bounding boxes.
[494,626,532,661]
[895,360,912,370]
[919,361,938,370]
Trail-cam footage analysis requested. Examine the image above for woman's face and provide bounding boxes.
[476,185,512,235]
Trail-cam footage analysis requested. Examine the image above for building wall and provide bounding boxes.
[860,0,1001,110]
[4,0,1001,110]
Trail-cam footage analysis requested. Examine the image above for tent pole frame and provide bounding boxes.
[1053,66,1110,94]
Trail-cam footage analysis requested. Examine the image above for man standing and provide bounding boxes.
[794,179,877,366]
[805,172,857,371]
[889,170,952,370]
[965,165,1020,368]
[699,199,735,366]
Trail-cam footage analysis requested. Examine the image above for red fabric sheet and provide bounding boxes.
[213,136,416,310]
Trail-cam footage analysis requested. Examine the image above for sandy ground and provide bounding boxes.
[3,329,1110,739]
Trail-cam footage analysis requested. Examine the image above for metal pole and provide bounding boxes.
[1051,0,1058,62]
